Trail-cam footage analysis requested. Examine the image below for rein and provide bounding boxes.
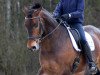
[41,20,62,41]
[25,16,62,42]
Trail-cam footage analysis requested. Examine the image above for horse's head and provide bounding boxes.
[24,3,44,51]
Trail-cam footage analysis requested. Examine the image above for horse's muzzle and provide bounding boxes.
[28,44,39,51]
[27,39,40,51]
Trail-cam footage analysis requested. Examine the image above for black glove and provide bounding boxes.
[53,15,61,23]
[61,14,69,21]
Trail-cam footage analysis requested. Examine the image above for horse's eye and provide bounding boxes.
[33,23,38,28]
[33,24,38,28]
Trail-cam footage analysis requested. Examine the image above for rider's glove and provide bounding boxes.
[53,14,61,23]
[61,14,71,21]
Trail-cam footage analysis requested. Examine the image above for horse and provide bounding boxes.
[23,3,100,75]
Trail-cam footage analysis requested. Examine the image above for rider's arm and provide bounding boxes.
[70,0,84,18]
[53,0,63,17]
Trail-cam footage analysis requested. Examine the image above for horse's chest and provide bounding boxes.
[41,59,61,72]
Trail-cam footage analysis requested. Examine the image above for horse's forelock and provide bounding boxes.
[27,3,41,18]
[31,3,41,9]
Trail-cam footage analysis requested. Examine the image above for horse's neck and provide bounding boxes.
[44,17,57,34]
[41,16,70,53]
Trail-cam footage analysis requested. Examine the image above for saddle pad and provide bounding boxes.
[68,28,95,52]
[85,32,95,51]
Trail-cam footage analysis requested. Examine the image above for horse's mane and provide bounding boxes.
[41,9,58,26]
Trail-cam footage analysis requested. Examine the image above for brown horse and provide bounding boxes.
[23,3,100,75]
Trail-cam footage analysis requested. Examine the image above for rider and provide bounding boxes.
[53,0,97,74]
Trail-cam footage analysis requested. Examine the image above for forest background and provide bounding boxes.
[0,0,100,75]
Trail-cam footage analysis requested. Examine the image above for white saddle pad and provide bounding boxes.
[67,28,95,52]
[85,32,95,51]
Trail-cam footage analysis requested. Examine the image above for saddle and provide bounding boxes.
[62,21,95,52]
[69,28,81,46]
[69,28,95,52]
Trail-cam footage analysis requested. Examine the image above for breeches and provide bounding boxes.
[69,23,87,45]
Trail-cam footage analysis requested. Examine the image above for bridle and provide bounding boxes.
[25,16,62,42]
[25,16,44,40]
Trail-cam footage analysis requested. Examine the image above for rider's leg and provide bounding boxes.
[70,23,97,74]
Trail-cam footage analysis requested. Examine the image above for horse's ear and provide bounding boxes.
[23,6,29,16]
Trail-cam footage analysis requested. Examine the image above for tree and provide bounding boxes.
[0,0,100,75]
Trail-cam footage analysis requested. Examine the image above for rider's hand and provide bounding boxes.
[61,14,71,20]
[53,15,61,23]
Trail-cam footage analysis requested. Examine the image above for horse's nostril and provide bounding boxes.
[28,46,37,51]
[32,46,36,50]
